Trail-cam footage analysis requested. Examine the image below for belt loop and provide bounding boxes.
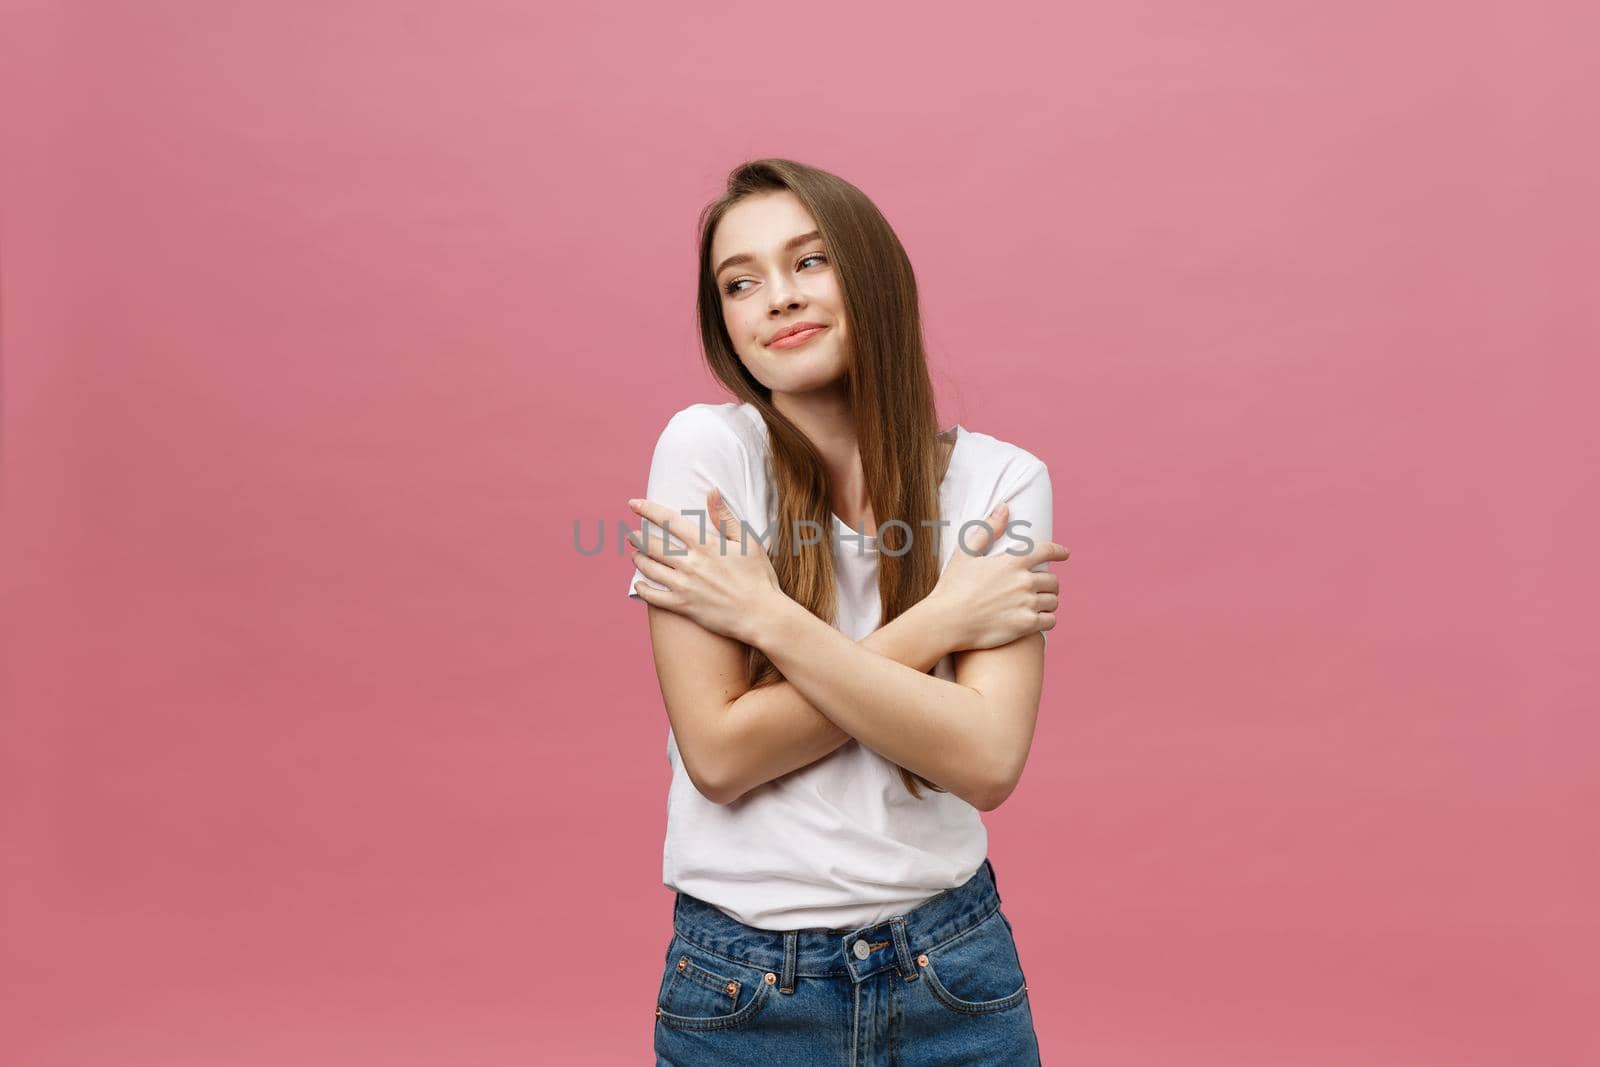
[986,857,1001,900]
[889,917,919,982]
[780,931,798,994]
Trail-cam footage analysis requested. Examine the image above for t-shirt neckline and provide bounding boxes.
[737,402,966,545]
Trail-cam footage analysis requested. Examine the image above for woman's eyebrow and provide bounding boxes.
[714,230,823,278]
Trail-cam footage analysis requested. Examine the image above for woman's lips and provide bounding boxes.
[768,325,828,349]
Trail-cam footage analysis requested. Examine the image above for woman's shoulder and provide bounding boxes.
[648,400,765,468]
[657,399,762,433]
[950,425,1049,485]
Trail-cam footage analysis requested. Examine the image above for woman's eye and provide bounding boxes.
[722,254,825,296]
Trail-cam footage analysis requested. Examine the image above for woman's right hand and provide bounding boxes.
[929,502,1070,650]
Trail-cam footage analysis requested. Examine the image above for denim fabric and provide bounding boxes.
[653,858,1041,1066]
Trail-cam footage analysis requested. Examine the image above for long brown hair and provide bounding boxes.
[695,158,949,798]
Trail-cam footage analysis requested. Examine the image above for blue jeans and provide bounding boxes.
[653,858,1042,1066]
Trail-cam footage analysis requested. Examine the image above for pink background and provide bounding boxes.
[2,2,1596,1064]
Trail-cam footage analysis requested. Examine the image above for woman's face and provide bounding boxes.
[711,190,849,395]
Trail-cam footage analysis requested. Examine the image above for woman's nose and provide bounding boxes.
[768,277,803,312]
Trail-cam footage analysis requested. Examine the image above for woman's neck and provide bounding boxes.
[767,391,954,533]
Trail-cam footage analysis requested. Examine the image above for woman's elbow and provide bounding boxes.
[696,773,748,806]
[679,741,745,806]
[971,746,1028,811]
[680,754,737,806]
[971,776,1018,812]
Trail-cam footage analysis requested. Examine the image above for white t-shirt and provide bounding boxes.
[625,400,1052,930]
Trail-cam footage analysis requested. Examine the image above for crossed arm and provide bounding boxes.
[641,583,1044,812]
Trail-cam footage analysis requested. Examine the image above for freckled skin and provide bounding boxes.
[712,190,851,397]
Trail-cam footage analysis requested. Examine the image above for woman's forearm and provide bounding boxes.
[713,597,965,803]
[748,594,1000,808]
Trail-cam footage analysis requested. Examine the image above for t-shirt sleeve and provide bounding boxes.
[625,406,752,603]
[988,458,1055,648]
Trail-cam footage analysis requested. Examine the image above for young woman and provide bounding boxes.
[623,158,1068,1065]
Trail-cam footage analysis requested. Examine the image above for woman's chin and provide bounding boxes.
[748,355,848,394]
[771,373,849,397]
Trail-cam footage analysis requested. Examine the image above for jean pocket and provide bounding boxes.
[655,935,774,1032]
[918,908,1030,1015]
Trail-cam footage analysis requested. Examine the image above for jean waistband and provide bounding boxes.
[670,858,1005,990]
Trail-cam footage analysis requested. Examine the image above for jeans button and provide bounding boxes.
[853,939,871,960]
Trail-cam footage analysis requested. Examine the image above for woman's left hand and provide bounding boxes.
[627,488,784,646]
